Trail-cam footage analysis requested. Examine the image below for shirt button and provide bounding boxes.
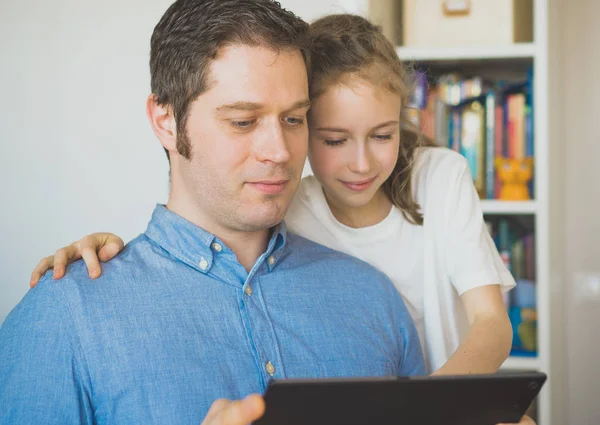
[266,361,275,376]
[245,286,253,296]
[268,256,275,266]
[199,258,209,270]
[211,242,222,252]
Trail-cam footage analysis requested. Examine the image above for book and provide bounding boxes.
[408,70,535,199]
[460,100,485,196]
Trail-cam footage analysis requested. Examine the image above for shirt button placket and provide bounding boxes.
[244,272,279,382]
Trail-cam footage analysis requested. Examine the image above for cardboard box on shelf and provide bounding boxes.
[401,0,533,47]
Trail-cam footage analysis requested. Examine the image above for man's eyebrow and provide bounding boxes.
[216,99,311,113]
[217,102,263,112]
[286,99,312,111]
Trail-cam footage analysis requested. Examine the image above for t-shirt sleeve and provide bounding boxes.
[0,278,94,425]
[444,158,516,296]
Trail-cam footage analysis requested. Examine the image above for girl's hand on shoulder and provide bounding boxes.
[29,233,125,287]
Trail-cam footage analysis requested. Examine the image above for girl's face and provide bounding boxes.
[308,77,401,214]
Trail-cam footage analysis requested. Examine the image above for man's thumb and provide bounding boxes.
[218,394,265,425]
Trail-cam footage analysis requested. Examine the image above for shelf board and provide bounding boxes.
[481,200,537,215]
[396,43,536,62]
[501,356,541,371]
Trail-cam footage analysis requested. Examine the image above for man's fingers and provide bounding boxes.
[497,415,536,425]
[207,394,265,425]
[204,398,231,423]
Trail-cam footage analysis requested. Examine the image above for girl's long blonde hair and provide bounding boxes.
[307,14,438,225]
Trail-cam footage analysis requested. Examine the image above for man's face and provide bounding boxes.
[170,45,310,233]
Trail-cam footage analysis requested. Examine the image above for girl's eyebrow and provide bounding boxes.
[370,120,399,131]
[315,126,347,132]
[316,120,398,133]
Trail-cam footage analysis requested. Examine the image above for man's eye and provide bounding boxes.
[231,120,255,129]
[285,117,305,127]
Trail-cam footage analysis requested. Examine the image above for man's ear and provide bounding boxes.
[146,94,177,154]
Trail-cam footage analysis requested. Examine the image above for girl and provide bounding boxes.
[31,14,515,377]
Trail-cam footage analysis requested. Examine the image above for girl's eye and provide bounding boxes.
[372,134,393,141]
[324,139,345,147]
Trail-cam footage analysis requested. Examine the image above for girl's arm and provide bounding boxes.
[432,284,512,375]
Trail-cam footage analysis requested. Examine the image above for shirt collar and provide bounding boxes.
[144,204,288,274]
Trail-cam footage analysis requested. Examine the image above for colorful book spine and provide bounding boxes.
[485,92,496,199]
[494,103,504,196]
[514,93,526,159]
[460,100,485,196]
[409,70,535,200]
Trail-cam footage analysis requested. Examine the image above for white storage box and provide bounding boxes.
[401,0,533,47]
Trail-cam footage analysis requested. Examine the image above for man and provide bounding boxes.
[0,2,538,425]
[0,1,425,424]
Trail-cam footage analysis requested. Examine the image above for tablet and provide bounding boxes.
[255,372,546,425]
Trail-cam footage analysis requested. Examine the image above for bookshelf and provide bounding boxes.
[502,355,541,371]
[338,0,562,424]
[481,200,537,215]
[396,44,537,62]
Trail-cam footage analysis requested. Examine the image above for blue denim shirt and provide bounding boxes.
[0,205,425,424]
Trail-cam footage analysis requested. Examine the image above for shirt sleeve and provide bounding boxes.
[444,158,517,296]
[388,289,427,377]
[0,278,94,425]
[399,322,428,377]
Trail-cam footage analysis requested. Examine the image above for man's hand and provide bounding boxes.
[203,394,265,425]
[498,415,536,425]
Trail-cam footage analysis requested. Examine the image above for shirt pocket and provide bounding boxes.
[318,359,396,378]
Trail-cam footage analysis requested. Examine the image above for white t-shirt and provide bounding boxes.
[285,147,515,372]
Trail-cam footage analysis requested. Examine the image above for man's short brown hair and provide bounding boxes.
[150,0,310,160]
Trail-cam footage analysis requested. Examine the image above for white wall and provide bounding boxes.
[281,0,364,22]
[0,0,170,323]
[0,0,364,323]
[561,0,600,423]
